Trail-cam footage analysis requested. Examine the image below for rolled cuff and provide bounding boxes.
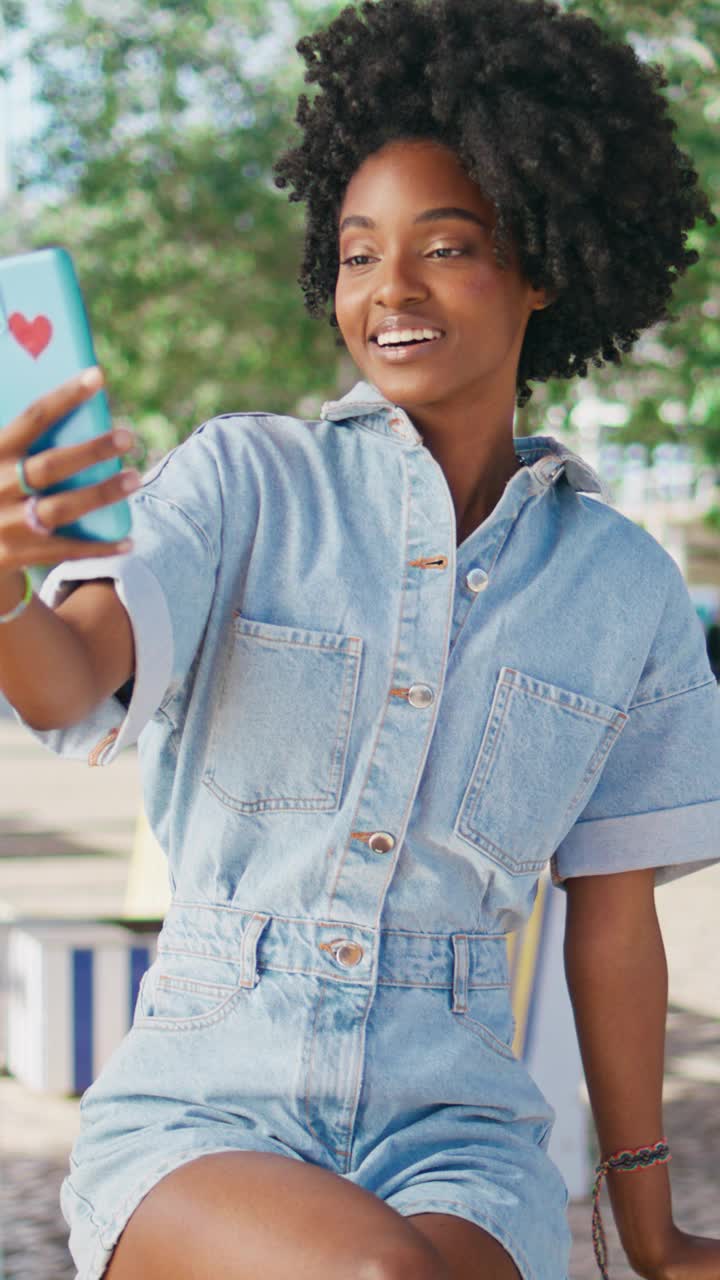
[551,797,720,888]
[16,555,173,766]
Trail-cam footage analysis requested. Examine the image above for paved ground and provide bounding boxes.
[0,713,718,1279]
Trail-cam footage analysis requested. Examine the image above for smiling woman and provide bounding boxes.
[272,0,714,547]
[273,0,714,409]
[2,3,719,1280]
[329,140,550,536]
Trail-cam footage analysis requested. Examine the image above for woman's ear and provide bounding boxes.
[532,288,556,311]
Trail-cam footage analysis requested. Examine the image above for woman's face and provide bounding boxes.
[334,139,547,413]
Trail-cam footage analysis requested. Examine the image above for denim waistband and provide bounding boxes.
[163,901,510,995]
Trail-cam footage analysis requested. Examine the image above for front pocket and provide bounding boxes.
[452,984,517,1060]
[455,666,627,874]
[134,952,243,1031]
[203,614,363,814]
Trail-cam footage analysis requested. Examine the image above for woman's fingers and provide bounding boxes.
[0,426,134,504]
[8,532,134,568]
[0,364,135,507]
[0,468,138,573]
[20,426,134,495]
[26,468,140,532]
[1,368,108,460]
[0,366,140,576]
[0,367,106,460]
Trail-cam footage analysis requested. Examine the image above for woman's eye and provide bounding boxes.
[339,247,466,268]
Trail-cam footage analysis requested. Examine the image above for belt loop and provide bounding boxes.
[451,934,469,1013]
[240,912,271,988]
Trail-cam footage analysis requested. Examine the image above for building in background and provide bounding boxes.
[551,393,720,674]
[598,442,720,671]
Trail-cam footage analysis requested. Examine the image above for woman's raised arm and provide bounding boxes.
[0,368,137,729]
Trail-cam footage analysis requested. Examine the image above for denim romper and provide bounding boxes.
[25,380,720,1280]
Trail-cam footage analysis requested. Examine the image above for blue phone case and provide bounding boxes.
[0,247,131,542]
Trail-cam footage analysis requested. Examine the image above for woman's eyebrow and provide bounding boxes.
[339,207,490,233]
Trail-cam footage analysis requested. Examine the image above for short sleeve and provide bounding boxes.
[552,556,720,887]
[16,425,224,766]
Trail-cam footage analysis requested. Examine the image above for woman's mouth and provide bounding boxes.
[370,330,445,362]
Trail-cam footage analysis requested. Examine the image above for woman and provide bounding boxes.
[0,1,718,1277]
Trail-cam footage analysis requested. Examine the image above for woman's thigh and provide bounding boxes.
[410,1213,522,1280]
[104,1150,447,1280]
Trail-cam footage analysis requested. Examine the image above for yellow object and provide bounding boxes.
[123,808,171,920]
[508,873,549,1058]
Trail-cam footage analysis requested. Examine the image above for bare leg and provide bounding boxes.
[105,1150,449,1280]
[410,1212,522,1279]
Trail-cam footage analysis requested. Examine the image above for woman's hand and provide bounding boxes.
[634,1226,720,1279]
[0,366,139,580]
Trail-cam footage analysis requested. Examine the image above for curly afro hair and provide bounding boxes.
[273,0,716,407]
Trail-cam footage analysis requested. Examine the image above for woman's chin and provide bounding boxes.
[357,361,446,401]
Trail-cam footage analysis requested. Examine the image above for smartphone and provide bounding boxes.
[0,246,131,541]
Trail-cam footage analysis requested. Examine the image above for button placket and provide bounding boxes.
[325,441,454,925]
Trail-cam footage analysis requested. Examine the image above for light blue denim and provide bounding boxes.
[25,379,720,1279]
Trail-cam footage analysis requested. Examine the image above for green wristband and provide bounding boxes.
[0,570,33,624]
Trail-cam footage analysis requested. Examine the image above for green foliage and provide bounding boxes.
[1,0,717,459]
[704,504,720,533]
[527,0,720,460]
[2,0,347,456]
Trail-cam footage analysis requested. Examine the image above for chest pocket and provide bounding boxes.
[455,666,627,875]
[202,613,363,814]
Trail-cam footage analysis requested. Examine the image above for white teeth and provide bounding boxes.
[376,328,442,347]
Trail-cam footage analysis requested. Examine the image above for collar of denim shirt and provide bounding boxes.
[320,379,608,499]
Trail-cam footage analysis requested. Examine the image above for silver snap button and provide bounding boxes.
[408,683,434,708]
[368,831,395,855]
[332,940,364,968]
[466,567,489,593]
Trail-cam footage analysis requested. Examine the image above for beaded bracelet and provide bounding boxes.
[592,1139,671,1279]
[0,570,33,625]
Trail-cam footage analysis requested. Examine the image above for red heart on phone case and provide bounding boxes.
[9,311,53,358]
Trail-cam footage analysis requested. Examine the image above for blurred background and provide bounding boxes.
[0,1,718,1277]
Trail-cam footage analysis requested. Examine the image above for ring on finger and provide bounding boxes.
[16,458,40,497]
[23,495,54,537]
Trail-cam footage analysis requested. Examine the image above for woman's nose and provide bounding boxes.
[372,254,428,308]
